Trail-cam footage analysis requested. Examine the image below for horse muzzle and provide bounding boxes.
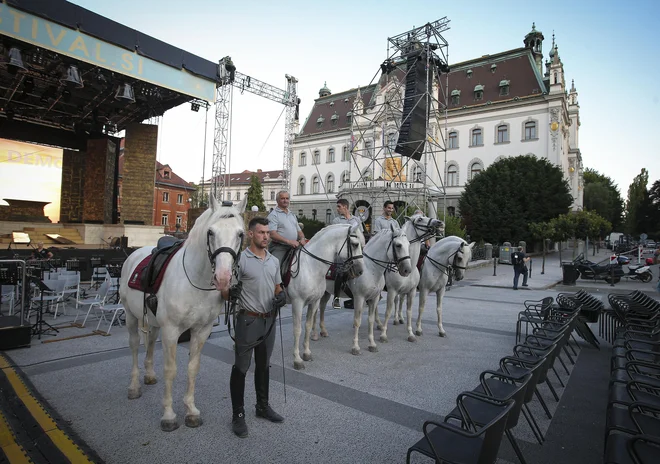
[213,271,232,292]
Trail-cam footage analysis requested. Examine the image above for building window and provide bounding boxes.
[387,133,397,152]
[326,209,332,223]
[471,128,483,146]
[316,115,325,127]
[469,161,483,180]
[412,165,423,182]
[235,192,240,201]
[342,146,349,161]
[299,152,306,166]
[524,121,537,140]
[161,213,169,225]
[313,150,320,165]
[312,175,319,194]
[340,170,350,186]
[448,131,458,149]
[331,113,339,127]
[365,140,374,158]
[474,85,484,101]
[451,90,460,106]
[326,173,334,193]
[346,111,352,126]
[176,215,183,226]
[163,171,170,179]
[162,192,169,203]
[298,209,303,217]
[499,79,510,96]
[447,206,456,217]
[497,125,509,143]
[270,190,275,200]
[298,177,306,195]
[177,194,183,204]
[226,192,231,201]
[312,209,317,221]
[327,148,335,163]
[446,164,458,186]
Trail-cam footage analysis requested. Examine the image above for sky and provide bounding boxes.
[66,0,659,196]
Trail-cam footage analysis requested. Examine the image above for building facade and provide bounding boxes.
[205,169,286,212]
[290,25,584,228]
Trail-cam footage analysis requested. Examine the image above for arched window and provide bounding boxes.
[298,176,306,195]
[365,140,374,158]
[340,170,350,186]
[312,209,317,221]
[327,148,335,163]
[448,131,458,149]
[313,150,320,165]
[524,121,537,140]
[299,151,306,166]
[446,163,459,186]
[270,190,275,200]
[447,206,456,217]
[412,164,423,182]
[497,124,509,143]
[342,145,349,161]
[471,128,483,146]
[470,161,483,180]
[312,175,320,194]
[387,133,397,152]
[325,209,332,223]
[326,173,335,193]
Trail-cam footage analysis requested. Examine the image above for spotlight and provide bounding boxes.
[114,83,135,103]
[60,64,83,88]
[5,47,27,74]
[191,101,200,112]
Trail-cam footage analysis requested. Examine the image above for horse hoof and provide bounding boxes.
[311,333,319,341]
[294,361,305,370]
[144,375,158,385]
[127,388,142,400]
[438,331,447,338]
[398,319,404,324]
[185,415,203,428]
[160,419,179,432]
[415,330,423,336]
[320,331,329,338]
[393,320,399,326]
[368,345,378,353]
[379,336,388,343]
[407,335,417,343]
[351,348,361,356]
[302,353,313,362]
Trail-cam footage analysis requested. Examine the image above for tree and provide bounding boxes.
[549,214,576,263]
[571,210,611,256]
[625,168,653,235]
[529,221,555,274]
[458,155,573,244]
[649,179,660,238]
[189,183,208,209]
[583,168,624,230]
[245,174,266,211]
[442,215,467,239]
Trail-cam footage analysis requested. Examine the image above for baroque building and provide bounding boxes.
[290,24,583,228]
[204,169,286,212]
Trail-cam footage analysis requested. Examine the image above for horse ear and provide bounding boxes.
[210,194,220,211]
[403,216,410,223]
[237,195,248,214]
[469,242,476,249]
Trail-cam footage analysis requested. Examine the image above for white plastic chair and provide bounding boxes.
[74,280,112,327]
[55,274,81,318]
[1,285,15,315]
[28,279,66,320]
[95,299,125,334]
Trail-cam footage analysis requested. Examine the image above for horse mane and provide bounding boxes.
[309,224,350,242]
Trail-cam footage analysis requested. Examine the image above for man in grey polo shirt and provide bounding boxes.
[331,198,360,309]
[372,200,400,234]
[223,217,287,438]
[267,190,307,265]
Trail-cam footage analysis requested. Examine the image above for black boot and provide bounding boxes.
[230,366,248,437]
[255,366,283,423]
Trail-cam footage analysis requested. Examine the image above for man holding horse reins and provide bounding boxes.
[331,199,360,309]
[267,190,307,267]
[223,217,287,438]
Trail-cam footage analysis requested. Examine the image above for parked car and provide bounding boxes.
[647,240,657,249]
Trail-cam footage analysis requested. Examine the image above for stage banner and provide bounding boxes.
[0,139,62,222]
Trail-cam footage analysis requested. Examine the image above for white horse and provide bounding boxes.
[380,214,444,342]
[416,236,474,337]
[286,224,364,370]
[119,196,247,431]
[313,228,413,354]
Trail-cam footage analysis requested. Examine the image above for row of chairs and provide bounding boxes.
[406,296,582,464]
[605,291,660,463]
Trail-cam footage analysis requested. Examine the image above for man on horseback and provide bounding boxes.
[331,199,360,309]
[267,190,307,268]
[224,217,287,438]
[372,201,400,234]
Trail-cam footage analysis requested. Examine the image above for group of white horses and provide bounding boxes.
[118,197,474,430]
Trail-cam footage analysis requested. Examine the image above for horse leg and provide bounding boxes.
[126,311,142,399]
[351,296,364,355]
[375,292,384,330]
[393,294,400,325]
[302,303,318,362]
[319,292,329,338]
[436,284,448,337]
[183,325,212,428]
[291,301,305,370]
[160,329,180,432]
[397,294,405,325]
[367,299,378,353]
[405,291,417,342]
[144,326,160,385]
[416,288,429,337]
[310,302,319,342]
[379,291,396,343]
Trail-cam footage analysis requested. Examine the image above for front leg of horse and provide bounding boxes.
[367,300,378,352]
[405,291,417,342]
[144,326,160,385]
[291,302,305,370]
[393,294,400,325]
[351,297,364,355]
[302,303,318,362]
[375,292,384,330]
[160,334,179,432]
[436,287,447,337]
[416,289,429,337]
[126,312,142,399]
[319,292,329,338]
[379,292,396,343]
[183,325,213,428]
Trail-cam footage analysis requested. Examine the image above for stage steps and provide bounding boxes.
[0,227,84,245]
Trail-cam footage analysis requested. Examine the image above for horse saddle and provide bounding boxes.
[280,248,296,288]
[417,246,429,272]
[128,238,184,295]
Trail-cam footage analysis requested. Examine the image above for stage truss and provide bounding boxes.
[339,18,451,228]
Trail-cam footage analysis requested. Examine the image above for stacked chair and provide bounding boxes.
[605,291,660,463]
[406,296,582,464]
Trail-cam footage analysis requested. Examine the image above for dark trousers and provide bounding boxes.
[513,266,528,289]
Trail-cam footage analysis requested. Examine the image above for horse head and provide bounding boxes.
[452,240,475,281]
[344,224,365,278]
[404,214,446,242]
[196,195,247,292]
[389,227,412,277]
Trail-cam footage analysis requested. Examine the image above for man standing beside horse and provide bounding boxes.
[267,191,307,266]
[223,217,287,438]
[331,199,360,309]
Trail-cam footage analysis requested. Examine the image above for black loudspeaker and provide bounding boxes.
[396,51,430,161]
[0,317,31,350]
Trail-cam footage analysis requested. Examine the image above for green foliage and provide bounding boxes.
[583,168,624,229]
[571,210,612,241]
[246,175,266,212]
[649,179,660,238]
[442,215,467,239]
[298,216,326,239]
[625,168,653,235]
[548,214,575,242]
[458,155,572,244]
[189,183,208,209]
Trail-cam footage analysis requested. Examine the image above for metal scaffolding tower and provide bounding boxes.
[211,56,299,200]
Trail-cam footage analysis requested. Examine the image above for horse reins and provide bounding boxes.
[291,228,363,278]
[423,242,467,286]
[182,230,244,291]
[364,232,411,274]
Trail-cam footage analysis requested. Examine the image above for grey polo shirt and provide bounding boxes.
[237,248,282,314]
[268,207,301,242]
[333,214,360,229]
[373,215,400,233]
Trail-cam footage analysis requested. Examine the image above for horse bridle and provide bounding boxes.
[293,228,363,277]
[424,242,467,283]
[364,231,411,273]
[409,217,440,244]
[181,229,244,292]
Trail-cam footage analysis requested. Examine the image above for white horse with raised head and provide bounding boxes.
[416,236,474,337]
[313,228,413,354]
[376,214,444,342]
[286,224,364,370]
[119,196,247,431]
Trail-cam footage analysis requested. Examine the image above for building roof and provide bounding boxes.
[299,85,377,136]
[206,169,284,186]
[117,155,195,191]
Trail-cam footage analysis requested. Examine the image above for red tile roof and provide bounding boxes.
[117,154,195,191]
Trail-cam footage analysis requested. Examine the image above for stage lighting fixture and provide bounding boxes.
[61,89,72,102]
[5,47,27,74]
[191,101,200,112]
[115,83,136,103]
[60,65,84,88]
